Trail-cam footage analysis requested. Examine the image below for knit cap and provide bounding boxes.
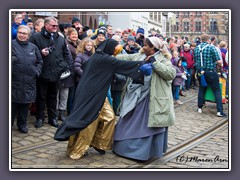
[136,27,145,35]
[71,17,80,24]
[97,28,107,37]
[127,36,135,42]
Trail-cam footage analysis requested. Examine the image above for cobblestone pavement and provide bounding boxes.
[143,127,229,169]
[11,88,229,170]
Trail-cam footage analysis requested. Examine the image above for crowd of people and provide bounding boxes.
[11,12,228,161]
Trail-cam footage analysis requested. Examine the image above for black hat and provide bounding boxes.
[64,23,72,29]
[59,23,65,32]
[97,39,119,55]
[71,17,80,24]
[27,17,33,23]
[97,28,107,37]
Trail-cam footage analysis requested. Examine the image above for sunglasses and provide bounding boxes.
[48,24,59,28]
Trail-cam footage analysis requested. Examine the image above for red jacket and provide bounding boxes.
[181,50,194,69]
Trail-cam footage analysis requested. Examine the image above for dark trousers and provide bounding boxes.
[67,83,77,115]
[36,79,59,120]
[197,71,223,113]
[186,68,193,90]
[12,102,30,129]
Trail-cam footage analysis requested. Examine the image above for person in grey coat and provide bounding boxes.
[12,25,43,133]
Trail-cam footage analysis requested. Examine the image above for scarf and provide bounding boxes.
[16,37,29,45]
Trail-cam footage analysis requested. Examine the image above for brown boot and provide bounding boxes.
[179,90,186,97]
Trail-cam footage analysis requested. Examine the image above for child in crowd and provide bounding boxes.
[172,56,186,105]
[74,37,95,84]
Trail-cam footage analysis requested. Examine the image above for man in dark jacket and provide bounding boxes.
[30,16,70,128]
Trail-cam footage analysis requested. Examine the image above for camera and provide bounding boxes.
[129,45,135,51]
[46,46,55,54]
[139,34,145,39]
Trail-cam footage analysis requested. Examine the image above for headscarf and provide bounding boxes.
[148,36,172,60]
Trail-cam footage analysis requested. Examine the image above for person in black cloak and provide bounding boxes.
[54,38,152,159]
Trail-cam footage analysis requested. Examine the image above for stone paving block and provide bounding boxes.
[18,140,32,146]
[17,160,35,165]
[35,153,51,158]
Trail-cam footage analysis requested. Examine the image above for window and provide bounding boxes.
[210,19,218,32]
[183,22,189,31]
[183,12,190,17]
[35,12,58,17]
[196,12,202,17]
[150,12,153,20]
[154,12,158,21]
[158,13,161,23]
[175,12,179,18]
[195,21,201,31]
[174,22,179,31]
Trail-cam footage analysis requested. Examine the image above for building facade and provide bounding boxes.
[11,10,229,42]
[169,11,229,42]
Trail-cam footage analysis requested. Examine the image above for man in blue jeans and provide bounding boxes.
[194,34,227,117]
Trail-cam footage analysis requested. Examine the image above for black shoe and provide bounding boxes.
[93,147,105,154]
[48,118,59,128]
[18,127,28,133]
[58,110,66,121]
[34,119,43,128]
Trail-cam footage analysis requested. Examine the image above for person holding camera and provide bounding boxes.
[123,36,141,54]
[135,27,145,47]
[71,17,88,40]
[30,16,71,128]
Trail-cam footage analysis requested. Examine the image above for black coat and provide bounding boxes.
[12,39,43,103]
[54,51,144,141]
[29,28,70,82]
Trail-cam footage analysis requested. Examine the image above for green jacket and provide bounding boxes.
[116,52,176,127]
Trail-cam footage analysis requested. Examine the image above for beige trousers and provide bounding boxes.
[66,98,116,159]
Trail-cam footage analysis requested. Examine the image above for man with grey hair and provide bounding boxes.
[30,16,71,128]
[114,28,122,37]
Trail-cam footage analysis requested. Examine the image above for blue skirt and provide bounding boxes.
[113,95,168,161]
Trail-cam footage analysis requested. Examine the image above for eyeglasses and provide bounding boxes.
[48,24,59,28]
[17,31,28,36]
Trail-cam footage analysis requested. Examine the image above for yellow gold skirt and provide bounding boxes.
[66,98,116,159]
